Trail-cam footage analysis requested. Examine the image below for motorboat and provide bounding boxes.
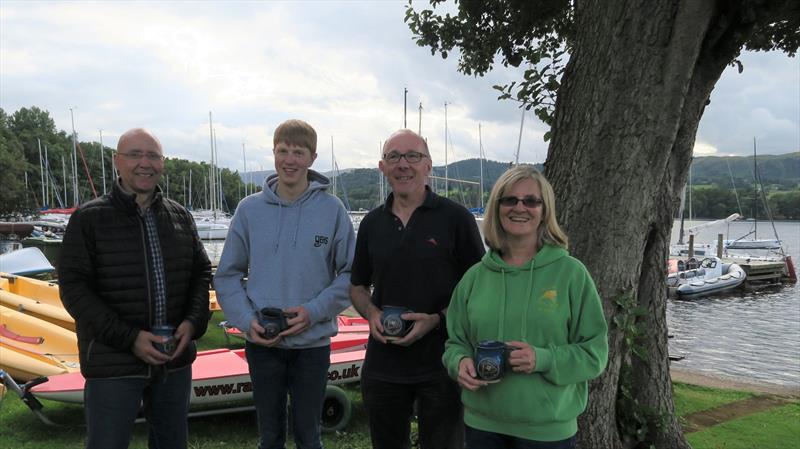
[666,257,746,298]
[0,247,55,276]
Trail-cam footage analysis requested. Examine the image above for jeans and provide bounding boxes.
[465,425,576,449]
[83,366,192,449]
[361,375,463,449]
[246,342,331,449]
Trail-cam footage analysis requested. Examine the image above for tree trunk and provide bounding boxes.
[544,1,762,447]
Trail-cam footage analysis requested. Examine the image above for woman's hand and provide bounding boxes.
[505,341,536,374]
[458,357,488,391]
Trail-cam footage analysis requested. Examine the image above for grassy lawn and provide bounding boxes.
[0,313,796,448]
[673,382,754,416]
[686,403,800,449]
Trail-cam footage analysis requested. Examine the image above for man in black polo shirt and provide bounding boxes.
[350,129,485,449]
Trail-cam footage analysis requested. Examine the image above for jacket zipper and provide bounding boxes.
[139,212,153,378]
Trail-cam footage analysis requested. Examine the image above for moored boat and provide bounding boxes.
[0,304,80,381]
[666,257,746,298]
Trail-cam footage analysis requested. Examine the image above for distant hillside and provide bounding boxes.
[238,153,798,212]
[691,152,799,188]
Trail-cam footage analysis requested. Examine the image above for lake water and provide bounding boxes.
[203,219,800,388]
[667,220,800,387]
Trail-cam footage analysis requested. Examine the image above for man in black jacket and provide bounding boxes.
[59,128,211,449]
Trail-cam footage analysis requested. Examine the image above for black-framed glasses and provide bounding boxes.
[498,196,543,208]
[383,151,427,164]
[118,151,165,162]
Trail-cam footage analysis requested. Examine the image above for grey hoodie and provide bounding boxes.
[214,169,355,348]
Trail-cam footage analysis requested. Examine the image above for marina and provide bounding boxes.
[667,219,800,388]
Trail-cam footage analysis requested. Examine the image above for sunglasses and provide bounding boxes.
[498,196,543,208]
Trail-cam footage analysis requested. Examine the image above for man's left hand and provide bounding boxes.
[390,312,439,347]
[280,306,310,337]
[172,320,195,359]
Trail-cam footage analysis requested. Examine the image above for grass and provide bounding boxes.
[686,403,800,449]
[672,382,754,416]
[1,313,796,448]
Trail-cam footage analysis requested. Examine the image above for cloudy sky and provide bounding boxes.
[1,1,797,175]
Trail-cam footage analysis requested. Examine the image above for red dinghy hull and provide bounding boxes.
[31,348,365,406]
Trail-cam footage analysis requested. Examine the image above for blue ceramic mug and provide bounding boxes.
[474,340,508,382]
[258,307,290,339]
[151,325,176,355]
[381,305,414,340]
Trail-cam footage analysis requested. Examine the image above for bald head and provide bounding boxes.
[117,128,162,153]
[382,129,429,157]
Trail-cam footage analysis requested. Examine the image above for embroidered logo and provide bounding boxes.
[426,237,438,246]
[537,289,559,311]
[314,235,329,247]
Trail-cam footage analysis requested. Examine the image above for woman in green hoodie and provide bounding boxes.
[443,166,608,449]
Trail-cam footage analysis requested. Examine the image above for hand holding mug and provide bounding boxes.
[505,340,536,374]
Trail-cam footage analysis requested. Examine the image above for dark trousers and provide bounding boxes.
[361,375,463,449]
[246,342,331,449]
[465,426,576,449]
[84,366,192,449]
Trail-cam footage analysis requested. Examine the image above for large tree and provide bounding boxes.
[407,1,798,448]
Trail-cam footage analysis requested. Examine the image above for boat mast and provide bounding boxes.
[69,108,79,206]
[478,124,484,210]
[753,137,758,239]
[331,136,336,197]
[444,102,449,198]
[38,138,45,208]
[242,142,248,197]
[44,144,51,207]
[515,108,525,165]
[403,87,408,129]
[208,112,216,214]
[99,130,106,195]
[418,102,423,136]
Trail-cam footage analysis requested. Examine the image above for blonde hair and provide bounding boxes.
[273,119,317,154]
[483,165,568,252]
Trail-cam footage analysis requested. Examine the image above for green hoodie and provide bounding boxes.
[443,244,608,441]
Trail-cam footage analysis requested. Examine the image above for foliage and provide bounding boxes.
[406,0,573,138]
[0,108,32,214]
[613,291,666,446]
[0,106,259,216]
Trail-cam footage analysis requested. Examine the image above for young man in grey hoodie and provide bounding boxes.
[215,119,355,449]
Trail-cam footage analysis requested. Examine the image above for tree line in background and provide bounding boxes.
[1,105,798,219]
[0,106,259,216]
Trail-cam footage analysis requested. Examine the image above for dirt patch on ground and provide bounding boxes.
[681,394,793,433]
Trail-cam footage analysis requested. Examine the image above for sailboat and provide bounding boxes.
[192,112,231,240]
[723,138,784,253]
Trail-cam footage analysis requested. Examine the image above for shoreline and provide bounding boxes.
[671,367,800,398]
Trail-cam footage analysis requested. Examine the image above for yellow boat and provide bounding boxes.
[0,304,79,382]
[0,273,220,321]
[0,273,74,331]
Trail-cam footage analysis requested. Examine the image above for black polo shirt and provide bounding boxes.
[351,187,485,383]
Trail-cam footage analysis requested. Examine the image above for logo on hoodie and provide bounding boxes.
[537,289,559,311]
[314,235,329,247]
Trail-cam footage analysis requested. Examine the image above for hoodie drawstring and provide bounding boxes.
[293,204,302,248]
[519,264,535,343]
[273,202,283,254]
[499,269,507,339]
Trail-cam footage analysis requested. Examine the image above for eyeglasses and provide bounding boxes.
[498,196,543,208]
[117,151,165,162]
[383,151,427,164]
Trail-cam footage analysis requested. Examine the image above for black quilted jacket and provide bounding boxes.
[58,182,212,378]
